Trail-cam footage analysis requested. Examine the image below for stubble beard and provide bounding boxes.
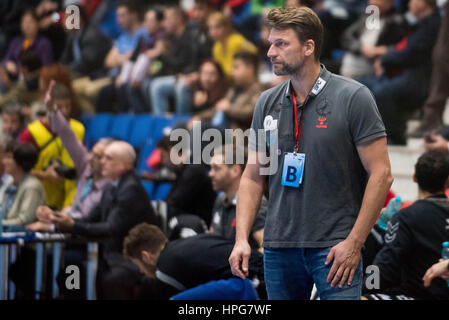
[272,60,303,77]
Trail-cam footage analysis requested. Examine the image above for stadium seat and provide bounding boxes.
[128,114,155,149]
[108,114,135,141]
[84,113,114,149]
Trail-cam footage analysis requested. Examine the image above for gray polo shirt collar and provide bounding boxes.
[284,64,331,102]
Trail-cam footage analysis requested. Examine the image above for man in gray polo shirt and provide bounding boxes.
[229,7,394,300]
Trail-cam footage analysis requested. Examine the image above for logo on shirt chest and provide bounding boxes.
[315,98,331,129]
[316,116,328,128]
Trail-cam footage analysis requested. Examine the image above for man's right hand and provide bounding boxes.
[229,240,252,279]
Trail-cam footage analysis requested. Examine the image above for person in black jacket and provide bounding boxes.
[364,150,449,300]
[123,223,264,300]
[339,0,407,79]
[59,5,112,80]
[359,0,441,145]
[49,140,158,299]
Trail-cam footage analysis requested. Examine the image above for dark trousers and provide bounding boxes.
[359,73,429,145]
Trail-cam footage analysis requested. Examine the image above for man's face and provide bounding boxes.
[163,9,178,35]
[231,58,253,87]
[408,0,427,17]
[101,146,124,180]
[2,113,21,137]
[144,10,160,35]
[267,28,306,76]
[117,6,133,31]
[209,154,235,192]
[54,98,72,118]
[89,142,106,176]
[192,3,209,26]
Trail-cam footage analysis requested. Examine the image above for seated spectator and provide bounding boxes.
[123,223,264,300]
[187,59,230,129]
[143,135,216,227]
[0,9,53,88]
[41,140,158,299]
[1,104,26,141]
[340,0,406,79]
[359,0,441,145]
[209,144,267,252]
[2,141,46,226]
[118,6,166,113]
[27,80,114,232]
[19,83,85,210]
[59,3,112,114]
[143,6,201,115]
[207,11,257,78]
[193,51,264,130]
[189,0,214,65]
[0,49,42,110]
[409,1,449,137]
[364,150,449,300]
[89,0,149,113]
[315,0,367,69]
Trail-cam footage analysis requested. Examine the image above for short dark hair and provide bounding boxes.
[146,6,164,22]
[266,7,323,61]
[233,50,259,75]
[51,83,71,100]
[415,150,449,193]
[6,142,38,172]
[123,223,168,258]
[165,6,188,24]
[157,135,179,151]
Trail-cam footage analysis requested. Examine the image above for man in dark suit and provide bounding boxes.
[48,140,158,299]
[59,4,112,79]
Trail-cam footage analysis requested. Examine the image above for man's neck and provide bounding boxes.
[12,171,25,185]
[418,188,444,200]
[225,181,239,203]
[290,61,321,103]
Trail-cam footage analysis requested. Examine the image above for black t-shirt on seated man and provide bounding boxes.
[137,234,264,300]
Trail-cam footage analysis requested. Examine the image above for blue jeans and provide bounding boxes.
[149,75,191,115]
[264,247,362,300]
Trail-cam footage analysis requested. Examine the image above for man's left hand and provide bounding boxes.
[50,211,74,231]
[325,238,362,288]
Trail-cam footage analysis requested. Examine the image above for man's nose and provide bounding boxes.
[267,44,276,58]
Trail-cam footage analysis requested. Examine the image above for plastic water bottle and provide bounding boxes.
[442,242,449,287]
[378,196,402,230]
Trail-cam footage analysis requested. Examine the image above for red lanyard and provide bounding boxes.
[292,93,302,152]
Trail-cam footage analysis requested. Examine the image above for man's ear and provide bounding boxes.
[141,250,152,265]
[412,173,417,183]
[304,39,315,58]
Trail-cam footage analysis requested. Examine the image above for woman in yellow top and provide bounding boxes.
[207,12,257,78]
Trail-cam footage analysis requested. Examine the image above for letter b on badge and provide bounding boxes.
[281,153,305,187]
